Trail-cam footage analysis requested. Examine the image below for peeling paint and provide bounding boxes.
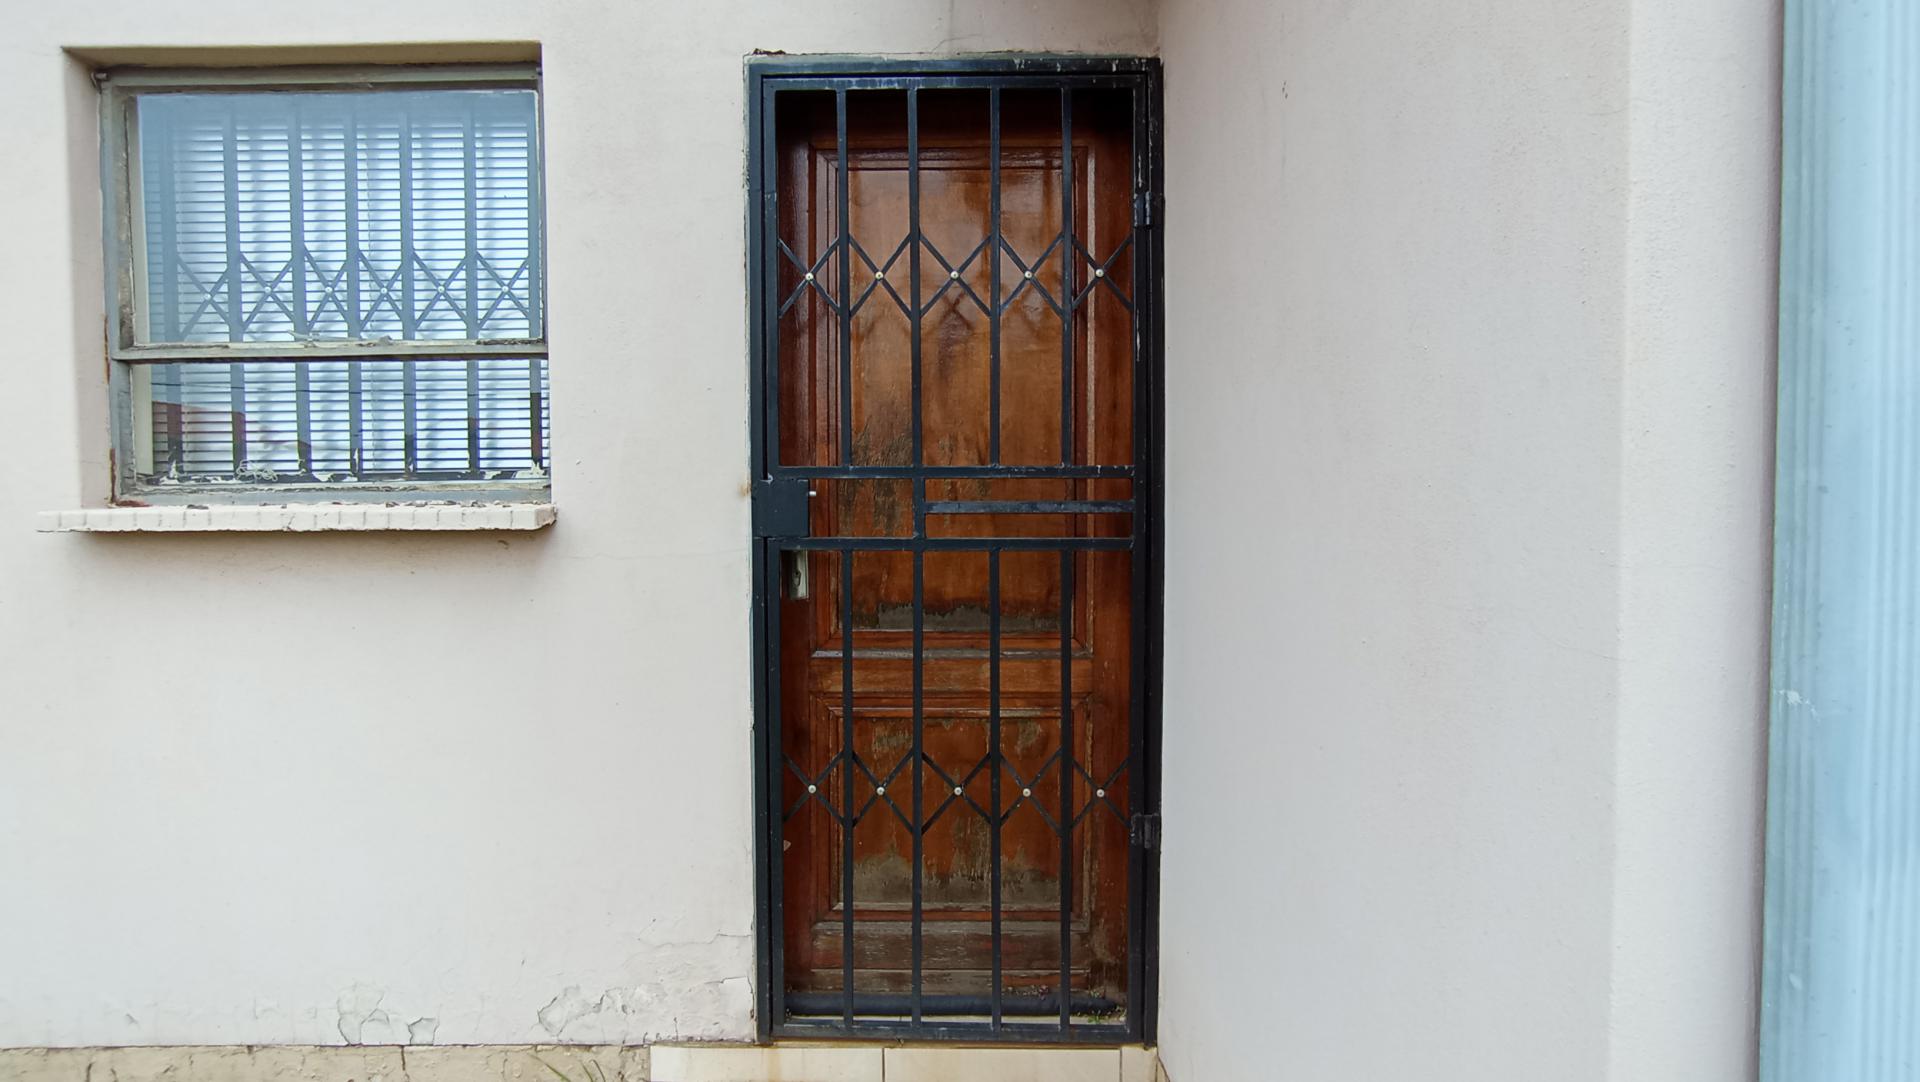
[535,986,596,1039]
[335,986,388,1046]
[0,1045,649,1082]
[531,936,755,1044]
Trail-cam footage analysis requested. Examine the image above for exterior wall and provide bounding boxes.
[1154,1,1774,1081]
[0,0,1155,1048]
[1611,0,1778,1076]
[0,0,1776,1067]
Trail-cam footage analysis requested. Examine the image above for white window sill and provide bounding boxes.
[36,502,556,533]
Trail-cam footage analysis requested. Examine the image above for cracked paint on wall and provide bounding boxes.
[533,936,756,1044]
[0,1045,649,1082]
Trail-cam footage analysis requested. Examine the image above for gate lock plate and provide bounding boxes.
[752,478,812,538]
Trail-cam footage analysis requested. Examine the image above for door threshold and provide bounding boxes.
[649,1041,1157,1082]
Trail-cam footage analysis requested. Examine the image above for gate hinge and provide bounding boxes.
[1121,189,1152,228]
[1130,812,1161,851]
[1133,190,1161,228]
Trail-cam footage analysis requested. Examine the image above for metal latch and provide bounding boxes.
[1130,812,1161,851]
[752,478,812,538]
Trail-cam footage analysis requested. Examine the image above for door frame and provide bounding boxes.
[745,53,1164,1044]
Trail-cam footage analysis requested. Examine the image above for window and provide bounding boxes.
[100,66,547,502]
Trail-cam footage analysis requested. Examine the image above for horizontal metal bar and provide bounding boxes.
[927,500,1132,515]
[772,465,1132,480]
[119,341,547,363]
[101,64,539,90]
[122,480,549,506]
[761,75,1142,93]
[771,536,1133,551]
[748,53,1155,77]
[776,1017,1131,1043]
[785,991,1120,1017]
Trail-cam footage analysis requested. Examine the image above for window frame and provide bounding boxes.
[97,62,550,504]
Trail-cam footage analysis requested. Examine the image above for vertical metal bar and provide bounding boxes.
[403,359,419,476]
[289,102,312,474]
[761,86,782,473]
[1121,76,1144,1035]
[748,70,778,1040]
[398,107,419,476]
[398,106,418,339]
[1059,91,1075,467]
[222,84,247,476]
[1058,547,1075,1033]
[345,100,363,337]
[1058,86,1079,1034]
[989,547,1005,1030]
[836,91,854,468]
[467,357,483,473]
[989,88,1003,466]
[1125,76,1152,1040]
[222,107,243,343]
[349,359,364,477]
[345,101,365,479]
[296,364,313,476]
[911,548,926,1026]
[229,362,246,473]
[526,88,544,339]
[463,107,481,339]
[165,364,185,474]
[907,87,926,1029]
[841,547,857,1028]
[528,357,545,470]
[1139,62,1167,1045]
[752,544,775,1035]
[464,110,483,472]
[288,99,309,338]
[909,88,924,469]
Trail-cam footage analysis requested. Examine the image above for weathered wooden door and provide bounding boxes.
[750,58,1160,1043]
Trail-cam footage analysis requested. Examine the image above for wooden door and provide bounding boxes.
[759,76,1150,1035]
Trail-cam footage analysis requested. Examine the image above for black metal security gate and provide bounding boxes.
[748,55,1162,1044]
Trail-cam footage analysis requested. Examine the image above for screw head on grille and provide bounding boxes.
[807,784,817,794]
[876,786,886,796]
[1096,788,1106,798]
[1094,268,1106,278]
[1022,787,1032,797]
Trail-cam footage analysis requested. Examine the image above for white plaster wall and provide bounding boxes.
[1608,0,1777,1076]
[1153,1,1773,1080]
[0,0,1156,1048]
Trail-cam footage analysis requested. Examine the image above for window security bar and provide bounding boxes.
[144,357,548,484]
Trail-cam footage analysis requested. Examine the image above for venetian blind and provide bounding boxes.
[131,87,548,483]
[137,88,542,343]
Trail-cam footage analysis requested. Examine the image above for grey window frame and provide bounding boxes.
[97,62,549,504]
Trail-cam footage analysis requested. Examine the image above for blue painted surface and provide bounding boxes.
[1762,2,1920,1080]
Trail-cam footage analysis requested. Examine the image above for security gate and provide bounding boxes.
[748,56,1162,1043]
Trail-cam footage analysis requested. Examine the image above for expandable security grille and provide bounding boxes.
[748,56,1163,1045]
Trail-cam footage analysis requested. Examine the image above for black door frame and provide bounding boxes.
[745,54,1164,1044]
